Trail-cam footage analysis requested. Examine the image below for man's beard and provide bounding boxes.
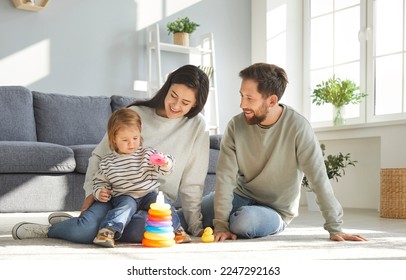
[244,112,267,125]
[243,103,268,125]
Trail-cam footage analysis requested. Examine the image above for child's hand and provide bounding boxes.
[98,189,112,202]
[150,153,168,166]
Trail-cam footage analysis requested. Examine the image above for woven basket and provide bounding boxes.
[380,168,406,218]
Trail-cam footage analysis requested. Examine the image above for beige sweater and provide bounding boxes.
[214,104,344,237]
[83,106,210,236]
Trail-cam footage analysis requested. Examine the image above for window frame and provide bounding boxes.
[304,0,406,129]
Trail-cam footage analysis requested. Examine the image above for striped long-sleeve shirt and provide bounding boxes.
[92,146,174,200]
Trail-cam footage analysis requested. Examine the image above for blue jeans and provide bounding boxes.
[48,193,181,244]
[100,193,155,239]
[180,192,286,239]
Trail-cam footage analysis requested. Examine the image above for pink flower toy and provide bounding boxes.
[150,153,166,166]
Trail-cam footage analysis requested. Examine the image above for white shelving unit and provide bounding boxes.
[13,0,48,12]
[146,24,219,134]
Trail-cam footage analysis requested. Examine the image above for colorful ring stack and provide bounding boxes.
[142,201,175,248]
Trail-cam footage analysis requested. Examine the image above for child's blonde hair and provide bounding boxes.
[107,108,142,152]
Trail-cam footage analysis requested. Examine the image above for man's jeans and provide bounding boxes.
[179,192,286,239]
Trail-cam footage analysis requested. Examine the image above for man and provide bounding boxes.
[212,63,366,242]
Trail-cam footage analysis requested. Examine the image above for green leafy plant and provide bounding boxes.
[311,75,367,107]
[166,17,199,35]
[302,144,357,190]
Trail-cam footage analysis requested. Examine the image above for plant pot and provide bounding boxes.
[333,105,345,126]
[173,32,189,46]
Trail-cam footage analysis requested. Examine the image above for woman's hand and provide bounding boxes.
[79,194,95,216]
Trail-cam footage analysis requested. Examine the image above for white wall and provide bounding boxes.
[315,123,406,210]
[0,0,140,96]
[320,137,381,210]
[0,0,251,133]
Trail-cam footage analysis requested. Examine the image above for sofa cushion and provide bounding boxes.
[0,86,37,141]
[207,135,221,174]
[204,174,216,195]
[70,144,97,174]
[210,134,222,150]
[110,95,138,112]
[208,148,219,174]
[0,173,85,212]
[33,91,112,146]
[0,141,75,173]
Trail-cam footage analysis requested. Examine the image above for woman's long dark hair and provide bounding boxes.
[130,65,209,118]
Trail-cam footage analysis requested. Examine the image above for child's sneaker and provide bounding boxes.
[93,228,115,248]
[174,226,192,244]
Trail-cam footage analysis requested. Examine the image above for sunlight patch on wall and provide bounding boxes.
[0,39,50,86]
[134,0,163,30]
[165,0,201,16]
[134,0,201,30]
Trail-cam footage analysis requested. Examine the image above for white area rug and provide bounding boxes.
[1,208,405,279]
[1,208,405,261]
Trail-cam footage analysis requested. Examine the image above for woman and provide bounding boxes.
[12,64,210,244]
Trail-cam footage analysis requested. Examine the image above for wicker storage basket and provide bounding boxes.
[380,168,406,218]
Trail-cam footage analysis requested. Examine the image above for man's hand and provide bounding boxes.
[330,233,367,241]
[214,231,237,242]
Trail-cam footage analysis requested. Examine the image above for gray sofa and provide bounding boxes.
[0,86,220,213]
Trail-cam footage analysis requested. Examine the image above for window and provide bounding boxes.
[305,0,406,127]
[370,0,406,121]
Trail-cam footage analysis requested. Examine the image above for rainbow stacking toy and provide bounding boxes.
[142,191,175,247]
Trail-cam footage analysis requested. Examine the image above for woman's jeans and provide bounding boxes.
[48,191,286,243]
[179,192,286,239]
[48,193,181,244]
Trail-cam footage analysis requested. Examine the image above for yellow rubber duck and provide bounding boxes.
[201,227,214,243]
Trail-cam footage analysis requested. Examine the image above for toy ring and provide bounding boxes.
[145,225,174,233]
[146,220,172,227]
[147,214,172,221]
[144,231,175,241]
[150,202,171,211]
[148,208,172,217]
[142,238,175,248]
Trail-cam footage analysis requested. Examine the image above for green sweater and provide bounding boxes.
[214,104,344,237]
[83,106,210,236]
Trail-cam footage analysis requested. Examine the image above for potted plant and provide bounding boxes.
[166,17,199,46]
[311,75,367,125]
[302,144,357,210]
